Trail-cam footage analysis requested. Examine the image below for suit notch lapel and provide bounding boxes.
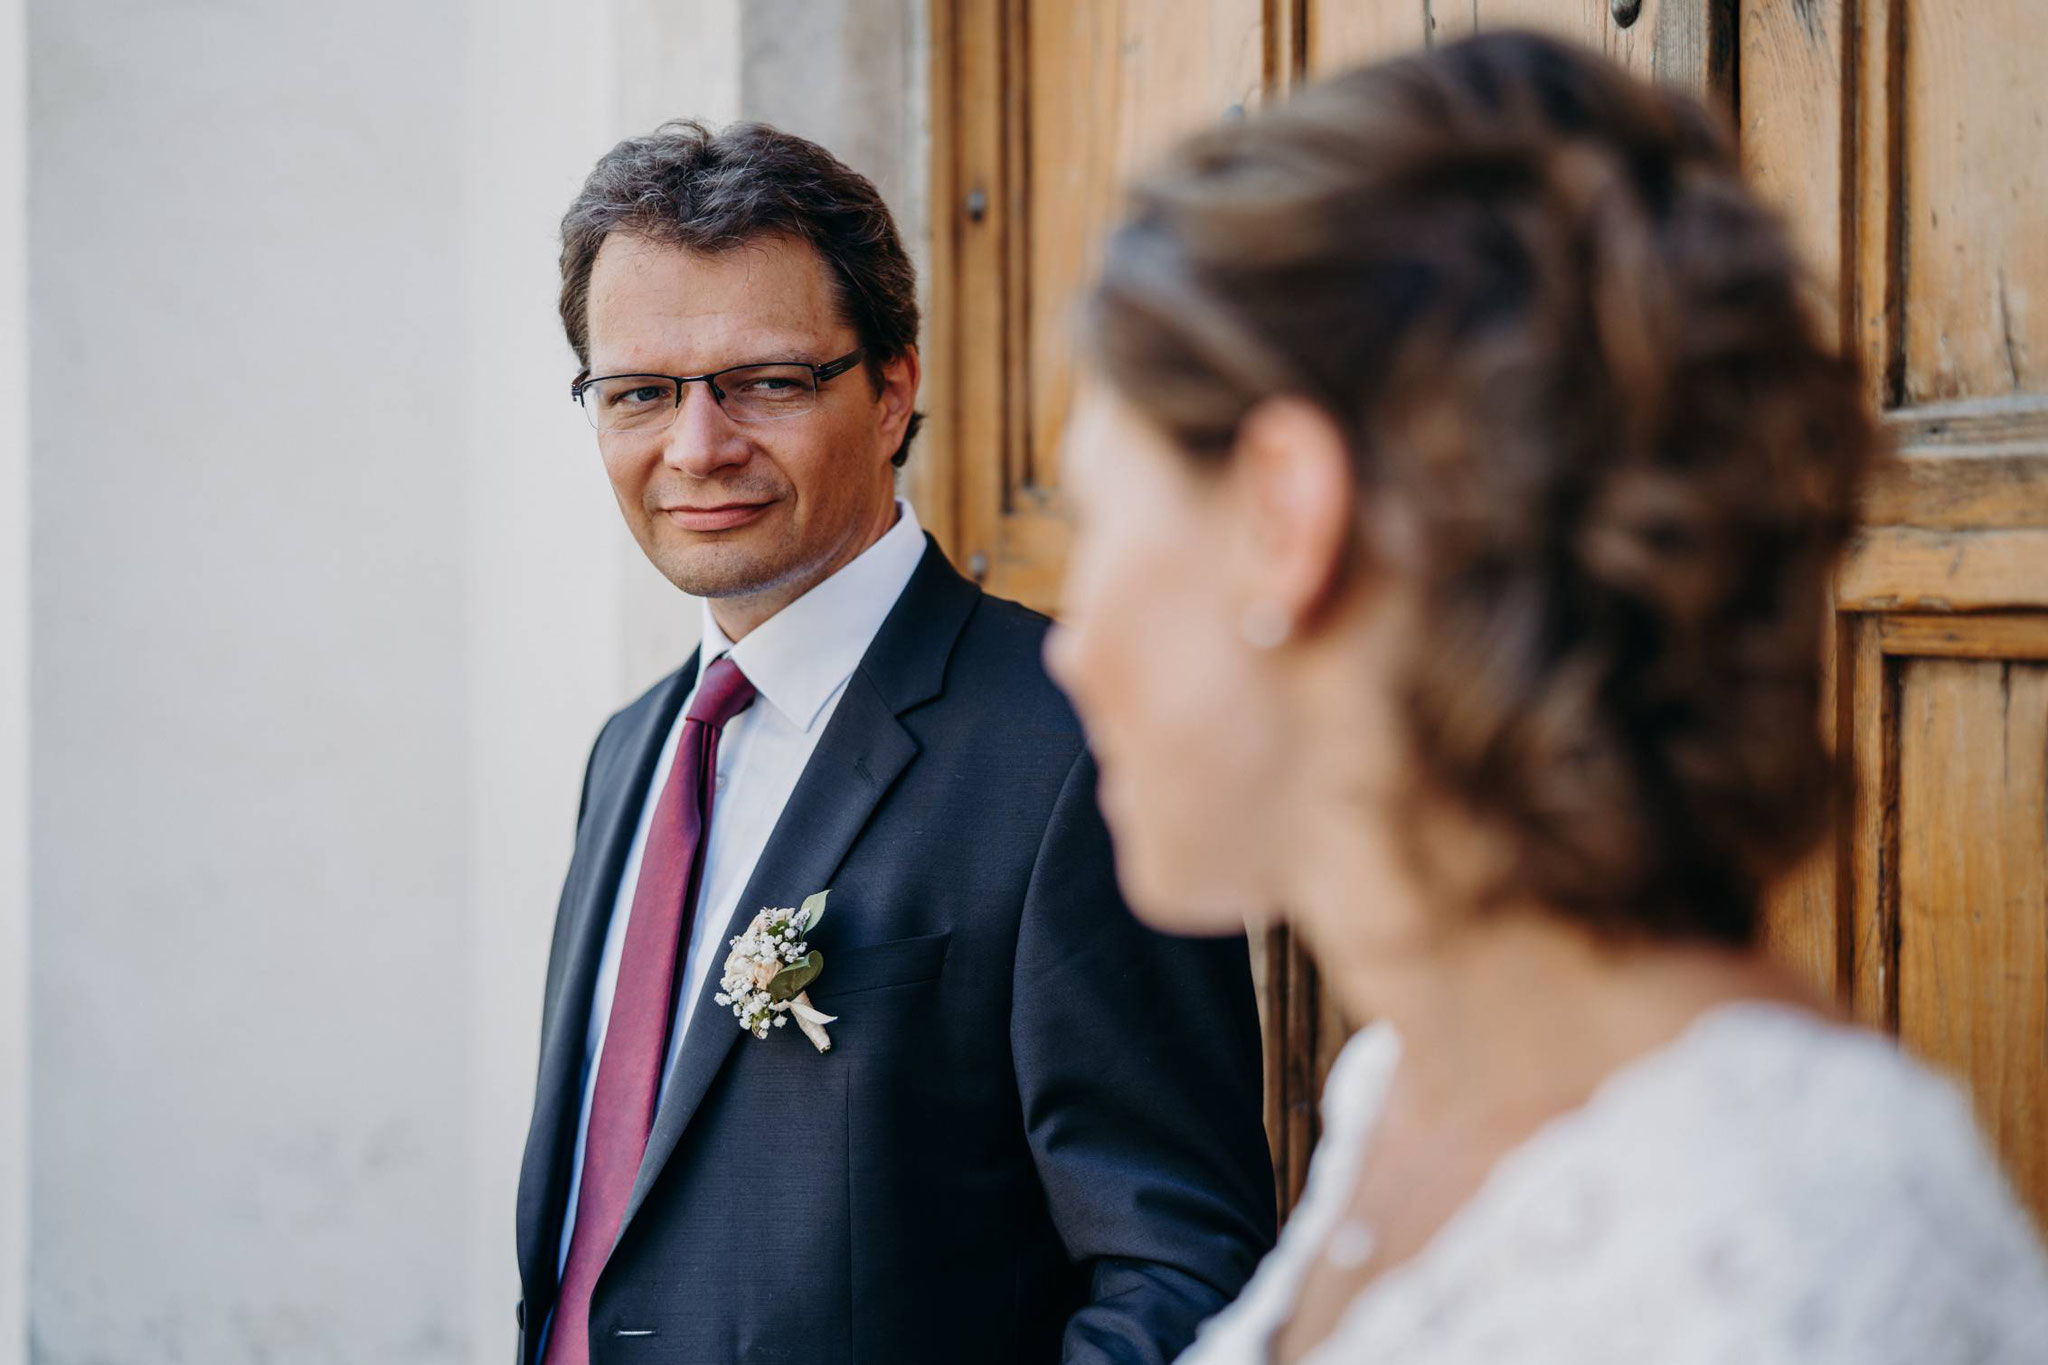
[618,670,919,1234]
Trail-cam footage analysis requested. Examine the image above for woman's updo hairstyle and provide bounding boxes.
[1090,31,1878,946]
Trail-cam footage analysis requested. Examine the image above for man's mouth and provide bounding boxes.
[660,500,775,532]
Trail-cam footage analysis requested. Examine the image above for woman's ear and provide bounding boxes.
[1229,397,1356,637]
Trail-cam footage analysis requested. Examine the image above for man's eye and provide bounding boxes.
[610,384,671,407]
[734,376,801,395]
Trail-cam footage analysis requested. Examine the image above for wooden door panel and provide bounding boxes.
[1819,0,2048,414]
[1308,0,1427,70]
[1459,0,1597,49]
[1307,0,1725,89]
[1737,0,1844,327]
[1018,0,1265,604]
[1781,419,2048,1230]
[1901,0,2047,401]
[1830,611,2048,1228]
[1896,646,2048,1219]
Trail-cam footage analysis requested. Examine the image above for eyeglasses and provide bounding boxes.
[570,347,867,433]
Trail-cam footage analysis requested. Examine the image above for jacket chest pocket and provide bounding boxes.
[807,930,950,1002]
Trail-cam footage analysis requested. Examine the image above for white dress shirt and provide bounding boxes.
[555,500,928,1276]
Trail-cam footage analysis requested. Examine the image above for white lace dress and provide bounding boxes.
[1181,1003,2048,1364]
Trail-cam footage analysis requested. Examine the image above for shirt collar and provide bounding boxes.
[696,499,926,734]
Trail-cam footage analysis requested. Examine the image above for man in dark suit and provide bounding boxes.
[515,120,1275,1365]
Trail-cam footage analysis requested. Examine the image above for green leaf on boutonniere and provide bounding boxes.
[800,889,830,933]
[768,951,823,1002]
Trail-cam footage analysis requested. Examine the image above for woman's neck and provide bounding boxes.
[1283,817,1821,1126]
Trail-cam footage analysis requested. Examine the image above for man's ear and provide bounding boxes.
[875,345,921,461]
[1229,397,1356,631]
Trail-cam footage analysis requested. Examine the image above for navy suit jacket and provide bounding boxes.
[515,539,1275,1365]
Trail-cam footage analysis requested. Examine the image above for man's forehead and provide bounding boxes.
[585,231,848,370]
[590,232,837,320]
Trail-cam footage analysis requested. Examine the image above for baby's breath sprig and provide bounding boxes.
[714,889,836,1052]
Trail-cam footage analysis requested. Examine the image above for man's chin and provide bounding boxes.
[652,539,810,602]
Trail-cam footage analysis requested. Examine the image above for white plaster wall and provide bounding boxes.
[28,0,474,1357]
[742,0,930,291]
[1,0,28,1358]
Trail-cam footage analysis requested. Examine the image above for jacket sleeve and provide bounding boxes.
[1012,747,1278,1365]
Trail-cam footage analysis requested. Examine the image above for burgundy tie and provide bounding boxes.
[546,656,757,1365]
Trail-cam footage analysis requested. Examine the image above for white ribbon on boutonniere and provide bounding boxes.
[713,889,838,1052]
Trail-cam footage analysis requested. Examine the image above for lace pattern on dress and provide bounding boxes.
[1178,1004,2048,1365]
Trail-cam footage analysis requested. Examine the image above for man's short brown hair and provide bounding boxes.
[559,120,923,465]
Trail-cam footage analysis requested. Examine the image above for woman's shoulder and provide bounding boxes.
[1649,1003,2016,1207]
[1180,1004,2048,1364]
[1560,1002,2048,1360]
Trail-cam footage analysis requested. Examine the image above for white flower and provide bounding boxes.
[719,891,834,1051]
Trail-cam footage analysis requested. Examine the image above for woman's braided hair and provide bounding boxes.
[1090,31,1878,945]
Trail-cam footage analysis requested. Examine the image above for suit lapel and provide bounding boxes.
[515,654,699,1301]
[617,539,982,1239]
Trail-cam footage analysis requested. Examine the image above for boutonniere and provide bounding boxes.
[714,889,838,1052]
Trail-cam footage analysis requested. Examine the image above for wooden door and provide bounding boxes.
[927,0,2048,1228]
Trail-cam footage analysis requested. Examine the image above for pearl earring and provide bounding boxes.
[1239,601,1292,651]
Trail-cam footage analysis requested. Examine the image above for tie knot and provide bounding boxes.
[687,655,757,729]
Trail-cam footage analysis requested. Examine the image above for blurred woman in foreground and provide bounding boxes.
[1047,31,2048,1364]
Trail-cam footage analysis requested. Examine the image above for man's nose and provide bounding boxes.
[660,382,750,475]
